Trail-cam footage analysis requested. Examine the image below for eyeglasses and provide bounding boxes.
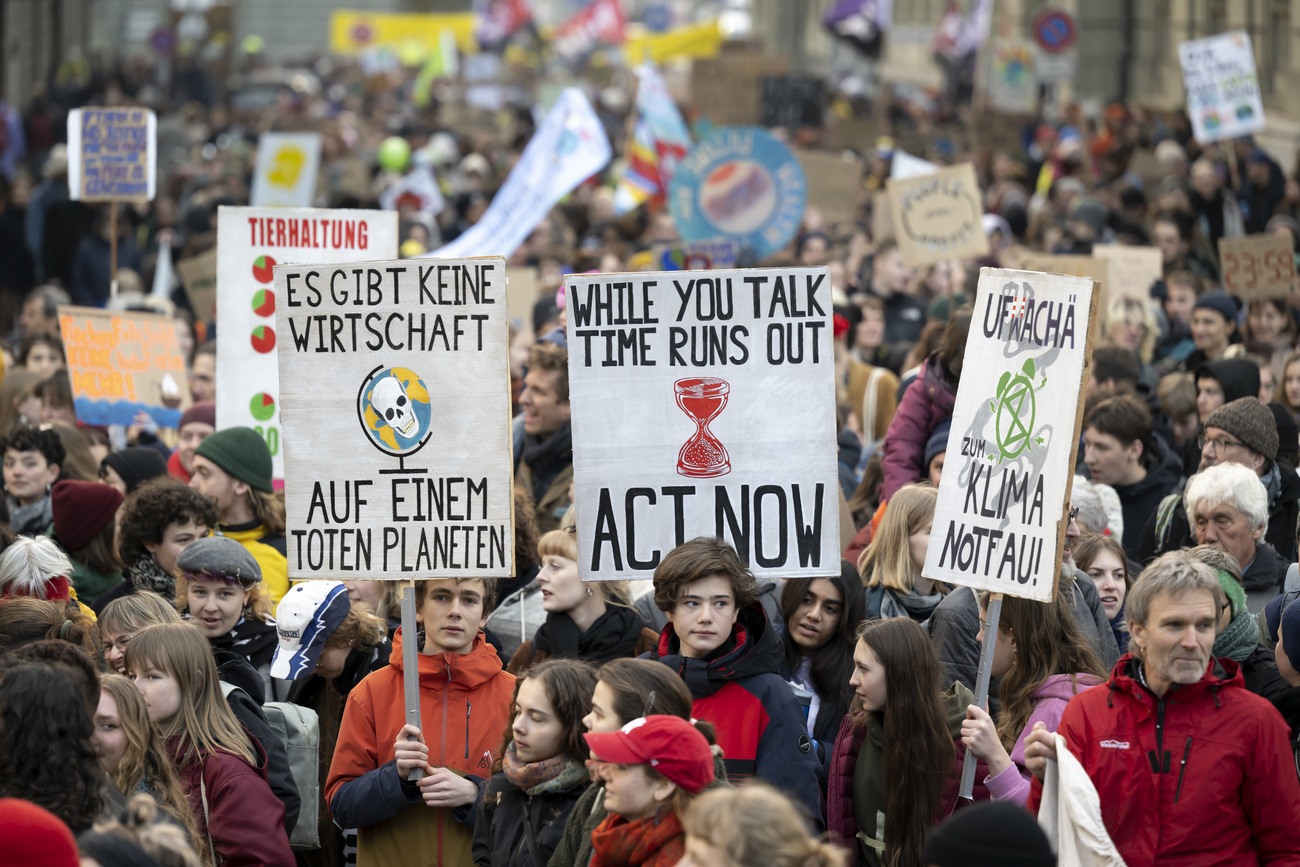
[1067,506,1079,522]
[102,635,131,655]
[1198,434,1248,454]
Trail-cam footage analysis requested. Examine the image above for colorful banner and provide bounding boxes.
[621,18,724,64]
[566,266,839,581]
[988,39,1038,114]
[1179,31,1266,145]
[215,207,399,480]
[67,108,157,203]
[59,306,189,427]
[614,64,692,214]
[823,0,889,58]
[668,127,807,261]
[251,133,322,208]
[422,87,611,260]
[329,11,479,55]
[379,165,447,218]
[275,256,514,580]
[554,0,626,63]
[923,267,1098,602]
[652,239,739,271]
[476,0,532,50]
[885,162,990,267]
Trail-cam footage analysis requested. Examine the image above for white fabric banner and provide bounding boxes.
[566,266,840,581]
[215,207,398,479]
[274,256,514,580]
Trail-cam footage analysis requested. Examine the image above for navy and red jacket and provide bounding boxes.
[650,603,824,826]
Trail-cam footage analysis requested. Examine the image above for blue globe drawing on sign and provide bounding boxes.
[358,366,433,456]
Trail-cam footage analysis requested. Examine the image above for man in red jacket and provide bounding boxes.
[1024,550,1300,866]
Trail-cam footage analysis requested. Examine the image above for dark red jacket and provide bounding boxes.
[880,355,955,501]
[1028,654,1300,867]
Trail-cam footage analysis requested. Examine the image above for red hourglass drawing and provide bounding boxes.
[675,378,731,478]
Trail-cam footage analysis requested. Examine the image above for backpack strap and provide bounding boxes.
[1154,493,1182,554]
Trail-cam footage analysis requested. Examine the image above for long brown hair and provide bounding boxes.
[981,590,1106,753]
[493,657,597,772]
[853,619,953,867]
[123,622,256,767]
[99,673,207,860]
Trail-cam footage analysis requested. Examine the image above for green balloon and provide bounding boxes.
[378,137,411,172]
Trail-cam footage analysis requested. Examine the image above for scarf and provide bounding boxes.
[1108,602,1130,656]
[208,616,279,668]
[1263,462,1282,511]
[1213,610,1261,664]
[8,494,52,537]
[878,586,945,623]
[532,605,642,664]
[127,556,176,598]
[500,742,588,796]
[590,811,685,867]
[521,422,572,502]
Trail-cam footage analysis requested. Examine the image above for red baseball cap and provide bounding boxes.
[584,715,714,794]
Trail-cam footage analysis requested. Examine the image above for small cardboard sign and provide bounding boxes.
[1092,245,1161,303]
[1179,31,1267,145]
[923,268,1098,602]
[67,108,157,203]
[1218,233,1297,299]
[886,163,990,267]
[506,267,541,335]
[1018,254,1110,313]
[58,306,190,427]
[796,149,861,225]
[251,133,323,208]
[275,256,514,580]
[176,249,218,324]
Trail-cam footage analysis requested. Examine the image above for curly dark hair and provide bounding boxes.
[6,639,100,712]
[0,659,106,834]
[0,423,65,469]
[118,477,218,566]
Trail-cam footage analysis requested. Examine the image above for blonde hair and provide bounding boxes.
[123,623,256,767]
[90,792,205,867]
[1105,297,1158,362]
[323,601,387,652]
[682,784,846,867]
[537,529,632,607]
[99,591,182,637]
[858,484,943,594]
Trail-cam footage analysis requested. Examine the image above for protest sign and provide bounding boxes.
[275,257,514,581]
[1092,245,1161,303]
[251,133,323,208]
[67,108,157,202]
[886,162,990,268]
[1218,233,1297,299]
[759,76,825,130]
[59,306,190,428]
[889,150,939,180]
[328,10,477,54]
[651,239,740,271]
[871,191,895,241]
[669,128,807,261]
[1018,254,1110,312]
[176,248,218,323]
[987,39,1038,114]
[506,267,541,335]
[216,207,399,480]
[1178,31,1266,145]
[565,267,839,581]
[423,88,610,260]
[797,149,861,225]
[379,165,446,217]
[922,268,1098,602]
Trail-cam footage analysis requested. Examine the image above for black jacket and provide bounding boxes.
[1270,684,1300,780]
[1240,641,1290,701]
[471,772,587,867]
[1111,436,1182,562]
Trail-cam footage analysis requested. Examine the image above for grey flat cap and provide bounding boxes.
[176,536,262,585]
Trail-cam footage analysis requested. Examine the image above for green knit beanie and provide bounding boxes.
[194,427,274,493]
[1215,568,1248,619]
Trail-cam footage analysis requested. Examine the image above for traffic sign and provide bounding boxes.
[1033,8,1076,55]
[149,26,177,56]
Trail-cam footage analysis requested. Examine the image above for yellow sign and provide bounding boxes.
[268,144,306,188]
[622,19,723,64]
[330,11,478,55]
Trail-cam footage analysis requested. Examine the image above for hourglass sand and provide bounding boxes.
[675,377,731,478]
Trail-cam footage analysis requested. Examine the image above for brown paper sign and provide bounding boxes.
[176,249,218,324]
[1092,245,1161,303]
[1218,233,1296,299]
[886,163,990,267]
[1018,254,1111,314]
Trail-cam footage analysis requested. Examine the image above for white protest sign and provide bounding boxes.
[379,165,446,218]
[67,108,157,202]
[923,268,1098,602]
[566,267,839,581]
[251,132,323,207]
[1179,31,1266,145]
[988,39,1038,114]
[275,257,514,580]
[890,149,939,180]
[216,207,399,479]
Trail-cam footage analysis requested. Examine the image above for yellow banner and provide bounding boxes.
[330,11,478,55]
[621,19,723,64]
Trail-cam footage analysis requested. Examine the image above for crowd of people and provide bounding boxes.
[5,28,1300,867]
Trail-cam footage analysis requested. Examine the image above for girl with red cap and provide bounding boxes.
[583,714,716,867]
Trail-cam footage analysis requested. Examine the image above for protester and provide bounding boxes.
[679,784,847,867]
[507,529,655,674]
[80,792,207,867]
[859,484,947,622]
[779,562,865,768]
[863,239,923,344]
[188,427,288,604]
[517,342,573,534]
[0,596,98,660]
[188,345,215,405]
[326,577,515,866]
[0,534,97,618]
[1,421,64,535]
[95,477,214,611]
[1190,544,1287,699]
[828,618,990,867]
[99,447,170,496]
[166,402,214,485]
[1271,599,1300,775]
[342,579,400,635]
[921,800,1055,867]
[1184,462,1284,611]
[176,535,276,686]
[1071,532,1131,654]
[99,591,181,674]
[583,714,715,867]
[47,478,123,602]
[1024,551,1300,864]
[647,537,823,821]
[124,622,294,866]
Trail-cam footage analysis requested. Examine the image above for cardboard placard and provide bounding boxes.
[871,191,895,242]
[275,256,514,580]
[1179,31,1266,145]
[1018,254,1110,313]
[1218,233,1297,299]
[506,267,541,335]
[886,162,990,267]
[59,306,190,427]
[67,108,157,203]
[922,268,1098,601]
[215,207,399,480]
[176,249,218,324]
[565,267,840,581]
[797,149,862,225]
[1092,245,1161,303]
[251,132,323,208]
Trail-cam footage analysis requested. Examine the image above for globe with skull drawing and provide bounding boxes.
[357,366,433,455]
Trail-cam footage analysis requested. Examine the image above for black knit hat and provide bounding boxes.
[1205,397,1279,461]
[922,801,1056,867]
[194,427,273,493]
[101,448,169,494]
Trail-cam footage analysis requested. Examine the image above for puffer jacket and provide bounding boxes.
[1028,655,1300,866]
[880,355,955,501]
[472,770,587,867]
[326,628,516,867]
